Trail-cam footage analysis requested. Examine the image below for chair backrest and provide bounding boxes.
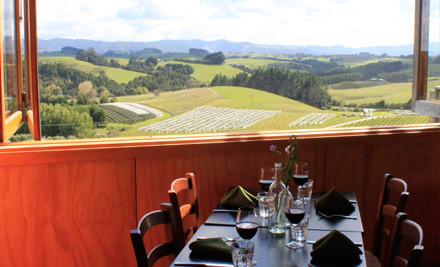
[168,172,199,251]
[372,173,409,261]
[130,203,178,267]
[384,212,424,267]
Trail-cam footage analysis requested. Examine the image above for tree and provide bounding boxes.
[76,49,88,61]
[204,52,225,65]
[145,57,158,68]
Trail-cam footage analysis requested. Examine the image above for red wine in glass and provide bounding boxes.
[259,180,273,192]
[285,208,306,224]
[236,222,258,240]
[292,174,308,186]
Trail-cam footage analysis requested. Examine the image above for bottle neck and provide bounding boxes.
[274,162,282,183]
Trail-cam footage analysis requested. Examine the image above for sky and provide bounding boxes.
[38,0,439,48]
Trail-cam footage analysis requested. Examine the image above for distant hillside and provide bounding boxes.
[37,38,440,57]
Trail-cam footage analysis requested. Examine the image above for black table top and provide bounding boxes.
[208,192,363,232]
[171,225,366,267]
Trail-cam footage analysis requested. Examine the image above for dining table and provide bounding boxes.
[170,190,366,267]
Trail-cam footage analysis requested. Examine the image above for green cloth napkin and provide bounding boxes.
[220,186,258,208]
[189,238,232,261]
[310,230,363,265]
[315,187,355,216]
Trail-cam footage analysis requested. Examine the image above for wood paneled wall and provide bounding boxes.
[0,126,438,266]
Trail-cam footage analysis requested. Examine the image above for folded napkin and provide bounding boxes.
[315,187,355,216]
[189,238,232,261]
[310,230,362,265]
[220,186,258,209]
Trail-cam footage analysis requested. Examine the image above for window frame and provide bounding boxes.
[0,0,40,142]
[412,0,440,119]
[0,0,438,144]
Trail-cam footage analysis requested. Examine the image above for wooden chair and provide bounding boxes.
[366,173,409,266]
[168,172,199,251]
[130,203,178,267]
[384,212,424,267]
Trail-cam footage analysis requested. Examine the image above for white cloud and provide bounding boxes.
[38,0,420,47]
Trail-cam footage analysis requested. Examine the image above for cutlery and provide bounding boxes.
[197,236,236,242]
[317,211,357,220]
[212,208,237,213]
[306,240,362,246]
[174,262,233,267]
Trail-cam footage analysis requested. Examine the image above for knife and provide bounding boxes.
[174,262,233,267]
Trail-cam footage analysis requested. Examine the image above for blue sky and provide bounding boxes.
[38,0,439,48]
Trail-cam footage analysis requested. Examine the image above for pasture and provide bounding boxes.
[328,79,440,105]
[157,60,243,83]
[38,57,147,83]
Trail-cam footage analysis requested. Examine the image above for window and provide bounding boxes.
[412,0,440,120]
[0,0,439,142]
[0,0,40,142]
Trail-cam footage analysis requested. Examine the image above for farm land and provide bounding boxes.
[36,51,438,138]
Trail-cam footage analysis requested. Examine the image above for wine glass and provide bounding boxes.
[259,167,274,192]
[293,162,309,186]
[236,207,258,265]
[285,193,306,249]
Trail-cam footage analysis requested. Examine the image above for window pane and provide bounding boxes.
[35,0,438,140]
[428,0,440,97]
[2,0,18,116]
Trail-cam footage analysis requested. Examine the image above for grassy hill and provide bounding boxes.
[329,79,440,105]
[157,61,243,83]
[38,57,147,83]
[225,58,291,69]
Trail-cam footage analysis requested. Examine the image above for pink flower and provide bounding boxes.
[269,145,277,152]
[285,145,292,154]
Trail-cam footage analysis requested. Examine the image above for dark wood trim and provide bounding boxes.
[412,0,430,110]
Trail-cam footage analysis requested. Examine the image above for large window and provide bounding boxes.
[0,0,40,142]
[0,0,438,142]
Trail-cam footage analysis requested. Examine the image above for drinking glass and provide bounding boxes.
[236,207,258,241]
[293,162,309,186]
[285,193,306,249]
[236,207,258,265]
[259,167,274,192]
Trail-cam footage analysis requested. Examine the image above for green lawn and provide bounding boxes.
[334,57,412,68]
[329,80,440,105]
[39,57,147,83]
[157,61,243,84]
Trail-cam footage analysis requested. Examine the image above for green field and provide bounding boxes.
[157,60,243,83]
[225,58,291,69]
[329,79,440,105]
[39,57,147,83]
[333,57,412,68]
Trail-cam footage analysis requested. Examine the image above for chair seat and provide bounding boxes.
[365,250,381,267]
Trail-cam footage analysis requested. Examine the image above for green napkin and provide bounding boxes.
[189,238,232,261]
[311,230,362,265]
[220,186,258,208]
[315,187,355,216]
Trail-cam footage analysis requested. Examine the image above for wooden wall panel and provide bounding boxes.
[0,160,136,267]
[0,128,438,266]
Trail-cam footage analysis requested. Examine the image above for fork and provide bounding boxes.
[317,211,357,219]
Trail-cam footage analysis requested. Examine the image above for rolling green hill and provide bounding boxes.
[329,79,440,105]
[38,56,147,83]
[157,61,243,83]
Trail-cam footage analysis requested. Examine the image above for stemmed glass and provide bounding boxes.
[259,167,274,192]
[293,162,309,187]
[236,207,258,265]
[285,193,306,249]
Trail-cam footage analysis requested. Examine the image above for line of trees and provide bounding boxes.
[211,68,331,109]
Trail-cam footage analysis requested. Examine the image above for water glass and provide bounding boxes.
[299,179,314,207]
[292,217,309,245]
[257,192,274,218]
[232,240,255,267]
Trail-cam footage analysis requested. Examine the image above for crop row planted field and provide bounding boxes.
[332,115,429,128]
[39,56,147,83]
[139,106,280,134]
[225,58,291,69]
[100,102,162,124]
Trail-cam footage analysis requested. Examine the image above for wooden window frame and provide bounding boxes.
[412,0,440,119]
[0,0,40,142]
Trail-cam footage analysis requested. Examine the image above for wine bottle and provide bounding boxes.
[268,162,287,234]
